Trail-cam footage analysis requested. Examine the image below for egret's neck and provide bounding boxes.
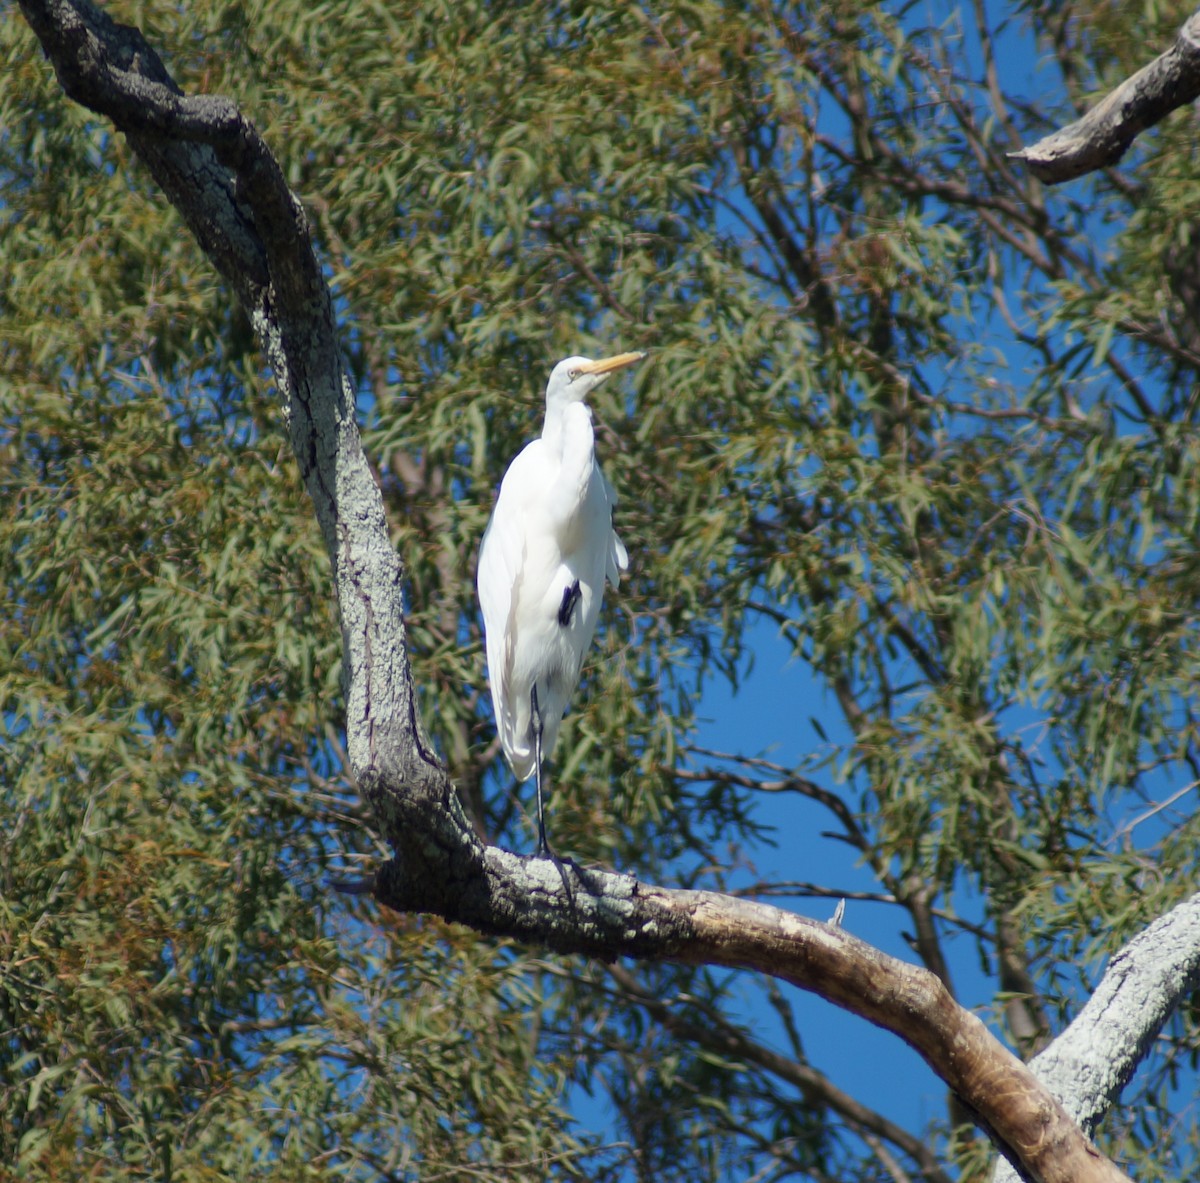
[541,396,594,464]
[541,397,570,453]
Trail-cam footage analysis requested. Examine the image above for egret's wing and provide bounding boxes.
[477,448,538,779]
[600,467,628,586]
[478,510,517,734]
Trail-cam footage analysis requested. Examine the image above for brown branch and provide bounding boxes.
[532,221,639,323]
[17,4,1134,1182]
[376,854,1125,1183]
[1013,10,1200,184]
[727,114,839,332]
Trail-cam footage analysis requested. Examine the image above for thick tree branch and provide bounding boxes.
[17,3,1145,1181]
[1013,10,1200,183]
[378,848,1126,1183]
[17,0,455,870]
[993,890,1200,1183]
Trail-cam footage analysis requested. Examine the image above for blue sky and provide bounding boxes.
[691,614,986,1129]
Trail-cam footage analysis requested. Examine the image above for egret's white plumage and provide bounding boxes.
[478,351,642,856]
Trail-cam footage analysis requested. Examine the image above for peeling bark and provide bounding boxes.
[14,2,1163,1181]
[1013,10,1200,184]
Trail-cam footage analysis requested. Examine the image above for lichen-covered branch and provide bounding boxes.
[16,0,451,857]
[1013,9,1200,183]
[993,890,1200,1183]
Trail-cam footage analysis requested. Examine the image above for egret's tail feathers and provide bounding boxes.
[499,712,536,781]
[506,746,537,783]
[608,530,628,584]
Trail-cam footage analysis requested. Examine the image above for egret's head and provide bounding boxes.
[544,351,645,409]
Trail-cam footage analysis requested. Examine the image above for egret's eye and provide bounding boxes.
[568,368,581,382]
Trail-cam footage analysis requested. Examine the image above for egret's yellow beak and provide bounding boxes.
[578,351,646,376]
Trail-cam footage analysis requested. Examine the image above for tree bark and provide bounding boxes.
[15,2,1154,1181]
[1013,9,1200,184]
[993,889,1200,1183]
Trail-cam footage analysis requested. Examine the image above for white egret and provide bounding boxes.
[478,350,644,858]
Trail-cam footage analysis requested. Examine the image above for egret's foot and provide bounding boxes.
[535,799,553,864]
[533,837,576,907]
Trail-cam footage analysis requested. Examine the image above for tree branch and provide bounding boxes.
[993,890,1200,1183]
[16,3,1144,1181]
[378,849,1128,1183]
[1013,10,1200,184]
[18,0,456,871]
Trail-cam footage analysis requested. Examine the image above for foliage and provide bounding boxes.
[3,0,1200,1180]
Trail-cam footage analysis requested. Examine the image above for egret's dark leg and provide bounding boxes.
[557,579,582,627]
[530,684,551,859]
[529,685,575,904]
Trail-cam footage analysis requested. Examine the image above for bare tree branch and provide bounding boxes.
[993,890,1200,1183]
[18,0,457,866]
[1013,10,1200,184]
